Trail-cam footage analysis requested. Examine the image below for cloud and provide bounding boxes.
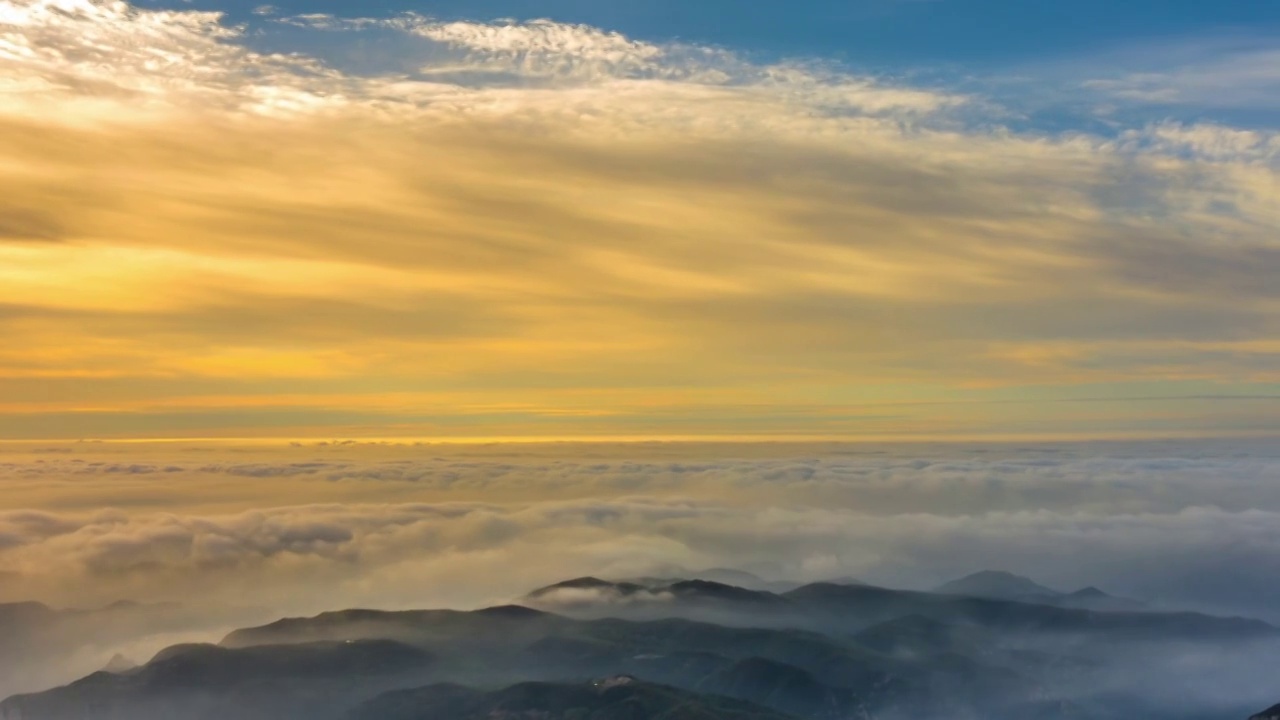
[2,440,1279,622]
[0,2,1276,439]
[1082,40,1280,111]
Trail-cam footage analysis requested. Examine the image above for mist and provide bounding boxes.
[3,439,1279,619]
[2,439,1279,719]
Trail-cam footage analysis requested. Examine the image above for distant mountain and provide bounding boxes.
[852,614,970,657]
[0,599,272,700]
[933,573,1149,614]
[1251,704,1280,720]
[782,582,1270,642]
[820,576,868,588]
[1057,587,1146,613]
[0,601,59,628]
[210,599,1188,718]
[696,657,867,719]
[8,577,1277,720]
[522,577,791,622]
[935,571,1062,602]
[647,569,863,594]
[349,678,796,720]
[624,567,805,593]
[523,575,1273,647]
[694,568,801,593]
[1,640,434,720]
[100,654,137,674]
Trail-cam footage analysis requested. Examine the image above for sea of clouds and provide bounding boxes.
[2,439,1277,622]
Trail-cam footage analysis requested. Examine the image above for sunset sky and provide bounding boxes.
[1,0,1278,441]
[4,5,1280,688]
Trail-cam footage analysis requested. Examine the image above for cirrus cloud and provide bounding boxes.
[0,0,1275,440]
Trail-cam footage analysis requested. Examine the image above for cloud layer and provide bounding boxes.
[2,440,1278,622]
[0,0,1275,438]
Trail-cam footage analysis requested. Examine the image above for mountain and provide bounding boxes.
[7,577,1278,720]
[852,614,971,657]
[695,657,867,719]
[349,678,797,720]
[7,602,1056,720]
[932,573,1148,614]
[218,599,1147,717]
[527,577,786,604]
[100,655,137,674]
[0,602,59,628]
[530,576,1274,647]
[0,640,434,720]
[782,582,1271,642]
[522,577,792,623]
[621,567,805,594]
[692,569,801,593]
[1251,705,1280,720]
[0,598,273,700]
[820,576,868,588]
[935,571,1062,602]
[1057,587,1146,613]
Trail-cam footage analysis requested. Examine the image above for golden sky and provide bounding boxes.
[1,1,1277,440]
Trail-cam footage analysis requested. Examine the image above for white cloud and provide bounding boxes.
[409,17,668,78]
[1084,44,1280,111]
[2,441,1278,623]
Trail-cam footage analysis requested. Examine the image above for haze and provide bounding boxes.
[1,1,1278,719]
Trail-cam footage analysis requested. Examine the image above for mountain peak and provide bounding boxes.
[102,654,138,674]
[473,604,548,620]
[935,571,1060,600]
[1249,703,1280,720]
[541,576,613,590]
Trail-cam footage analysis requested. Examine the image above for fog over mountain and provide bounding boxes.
[4,573,1279,719]
[4,440,1279,621]
[2,440,1279,717]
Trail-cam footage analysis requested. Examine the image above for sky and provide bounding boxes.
[2,4,1280,699]
[0,0,1278,441]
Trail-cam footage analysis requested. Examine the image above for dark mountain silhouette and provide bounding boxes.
[935,571,1062,602]
[526,577,787,607]
[522,576,1267,647]
[1251,704,1280,720]
[6,575,1278,720]
[0,602,59,628]
[349,678,796,720]
[1,640,433,720]
[933,573,1148,614]
[0,599,272,700]
[100,655,137,674]
[820,576,868,588]
[1057,587,1146,613]
[852,614,971,656]
[621,566,805,593]
[696,657,867,719]
[785,582,1270,642]
[522,577,794,626]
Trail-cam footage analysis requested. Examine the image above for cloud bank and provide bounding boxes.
[2,440,1277,623]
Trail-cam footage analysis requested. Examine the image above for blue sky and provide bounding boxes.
[162,0,1280,65]
[132,0,1280,132]
[142,0,1280,66]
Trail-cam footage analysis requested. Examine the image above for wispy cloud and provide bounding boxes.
[0,1,1276,439]
[1082,38,1280,111]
